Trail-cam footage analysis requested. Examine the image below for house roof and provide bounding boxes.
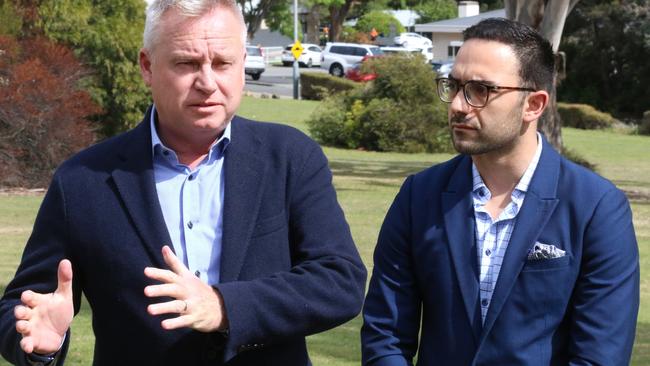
[415,9,506,33]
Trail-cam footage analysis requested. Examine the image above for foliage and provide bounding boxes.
[559,0,650,119]
[307,55,451,153]
[414,0,457,23]
[0,1,23,36]
[38,0,149,137]
[300,72,359,100]
[339,25,374,44]
[355,10,404,36]
[558,103,618,130]
[639,111,650,136]
[265,1,301,40]
[0,36,100,188]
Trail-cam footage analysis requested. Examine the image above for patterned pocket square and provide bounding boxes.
[527,242,566,261]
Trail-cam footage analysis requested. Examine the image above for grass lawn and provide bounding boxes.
[0,96,648,365]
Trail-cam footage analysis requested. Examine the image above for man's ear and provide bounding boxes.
[522,90,549,123]
[139,48,153,87]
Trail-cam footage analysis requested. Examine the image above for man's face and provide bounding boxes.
[447,39,527,155]
[139,7,245,143]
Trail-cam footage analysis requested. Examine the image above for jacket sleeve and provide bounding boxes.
[568,187,639,365]
[361,175,419,366]
[0,172,80,366]
[215,140,367,362]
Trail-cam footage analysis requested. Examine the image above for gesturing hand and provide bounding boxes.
[144,246,228,332]
[14,259,74,354]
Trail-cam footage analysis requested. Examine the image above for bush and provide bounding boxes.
[355,10,404,36]
[307,54,451,153]
[558,103,618,130]
[300,72,359,100]
[639,111,650,135]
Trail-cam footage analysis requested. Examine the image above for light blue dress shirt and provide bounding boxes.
[149,105,231,286]
[472,133,543,322]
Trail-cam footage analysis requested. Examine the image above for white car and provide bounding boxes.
[320,42,384,77]
[245,45,265,80]
[281,43,322,67]
[380,46,433,63]
[393,32,432,49]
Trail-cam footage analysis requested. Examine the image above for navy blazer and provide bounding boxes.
[361,137,639,365]
[0,108,366,365]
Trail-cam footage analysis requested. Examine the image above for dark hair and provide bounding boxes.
[463,18,555,92]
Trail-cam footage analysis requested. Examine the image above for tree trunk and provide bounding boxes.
[504,0,580,152]
[328,0,355,42]
[305,4,321,44]
[238,0,274,41]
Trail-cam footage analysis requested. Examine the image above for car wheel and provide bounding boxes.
[252,73,261,80]
[330,63,344,77]
[307,58,313,68]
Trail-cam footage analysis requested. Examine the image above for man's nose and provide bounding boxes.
[194,64,218,94]
[449,87,472,114]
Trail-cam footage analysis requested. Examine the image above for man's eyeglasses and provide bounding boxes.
[435,77,536,108]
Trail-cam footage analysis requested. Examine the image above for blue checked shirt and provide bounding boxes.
[473,133,543,323]
[150,105,231,286]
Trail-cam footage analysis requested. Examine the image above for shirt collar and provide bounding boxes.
[149,104,232,161]
[472,132,544,199]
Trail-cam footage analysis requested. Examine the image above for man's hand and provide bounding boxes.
[144,246,228,332]
[14,259,74,354]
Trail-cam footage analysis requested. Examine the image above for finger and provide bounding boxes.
[20,290,46,308]
[16,319,31,335]
[147,299,187,316]
[144,267,177,284]
[19,337,34,354]
[14,305,32,320]
[55,259,73,300]
[161,314,193,330]
[161,246,190,275]
[144,283,182,298]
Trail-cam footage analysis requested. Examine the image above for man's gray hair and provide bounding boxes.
[143,0,247,51]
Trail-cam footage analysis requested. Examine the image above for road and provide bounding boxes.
[244,64,328,98]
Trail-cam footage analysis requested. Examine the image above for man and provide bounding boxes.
[0,1,366,365]
[361,18,639,366]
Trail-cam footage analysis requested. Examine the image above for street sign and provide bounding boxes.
[291,41,304,60]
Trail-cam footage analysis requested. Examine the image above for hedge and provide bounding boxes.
[558,102,618,130]
[300,72,359,101]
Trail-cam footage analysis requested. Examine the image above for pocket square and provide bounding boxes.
[527,242,566,261]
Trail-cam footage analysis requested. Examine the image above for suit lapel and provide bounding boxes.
[110,107,171,268]
[478,138,561,342]
[219,117,266,282]
[442,155,482,342]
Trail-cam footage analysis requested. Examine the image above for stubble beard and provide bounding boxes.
[450,107,524,156]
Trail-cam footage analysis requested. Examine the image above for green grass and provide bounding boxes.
[0,100,648,365]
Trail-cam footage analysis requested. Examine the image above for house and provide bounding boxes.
[415,1,505,62]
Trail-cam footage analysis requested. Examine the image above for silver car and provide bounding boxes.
[245,45,265,81]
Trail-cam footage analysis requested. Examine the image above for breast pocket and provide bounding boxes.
[251,211,287,238]
[521,255,571,272]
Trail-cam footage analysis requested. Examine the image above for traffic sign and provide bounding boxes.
[291,41,304,60]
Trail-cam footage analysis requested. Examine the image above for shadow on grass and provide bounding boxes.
[307,315,363,364]
[329,160,434,180]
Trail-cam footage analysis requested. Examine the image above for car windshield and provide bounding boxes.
[369,47,383,55]
[247,47,262,56]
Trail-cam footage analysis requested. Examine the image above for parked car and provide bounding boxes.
[281,43,322,67]
[432,60,454,76]
[380,46,433,63]
[245,45,265,80]
[320,42,384,77]
[345,55,378,82]
[393,32,432,49]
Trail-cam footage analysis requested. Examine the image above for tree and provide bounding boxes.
[504,0,580,151]
[559,0,650,119]
[0,36,99,187]
[37,0,149,137]
[414,0,457,23]
[355,10,404,36]
[238,0,276,40]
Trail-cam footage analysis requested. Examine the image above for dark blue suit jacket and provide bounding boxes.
[361,137,639,365]
[0,108,366,365]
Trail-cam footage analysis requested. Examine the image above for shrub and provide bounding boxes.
[307,54,451,153]
[639,111,650,135]
[558,103,618,130]
[355,10,404,36]
[300,72,359,100]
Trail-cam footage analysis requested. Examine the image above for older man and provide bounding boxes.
[361,18,638,365]
[0,1,366,365]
